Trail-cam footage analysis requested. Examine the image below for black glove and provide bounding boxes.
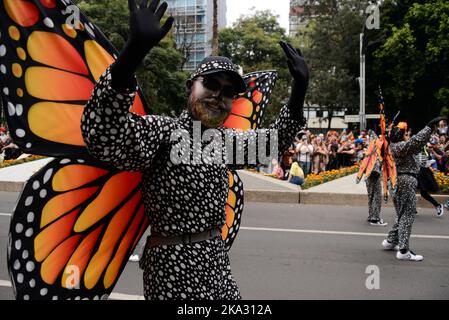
[427,116,446,128]
[280,40,309,121]
[111,0,174,92]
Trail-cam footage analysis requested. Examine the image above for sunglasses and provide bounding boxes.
[197,76,237,99]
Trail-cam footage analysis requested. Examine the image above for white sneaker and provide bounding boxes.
[370,219,388,226]
[382,239,399,251]
[129,254,140,262]
[444,200,449,210]
[436,204,445,217]
[396,250,423,261]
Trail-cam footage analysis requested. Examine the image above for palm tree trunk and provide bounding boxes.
[212,0,219,55]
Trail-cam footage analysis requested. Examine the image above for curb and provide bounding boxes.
[236,170,301,191]
[3,180,446,208]
[0,181,24,193]
[2,163,449,208]
[297,191,449,208]
[244,189,300,203]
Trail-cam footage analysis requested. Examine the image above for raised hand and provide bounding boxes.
[280,40,309,121]
[280,40,309,91]
[111,0,174,91]
[128,0,174,51]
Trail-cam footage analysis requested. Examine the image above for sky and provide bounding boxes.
[226,0,290,33]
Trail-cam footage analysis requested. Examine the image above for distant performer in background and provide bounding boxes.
[382,117,445,262]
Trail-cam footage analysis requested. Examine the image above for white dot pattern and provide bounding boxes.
[79,67,303,300]
[43,17,54,28]
[190,59,238,80]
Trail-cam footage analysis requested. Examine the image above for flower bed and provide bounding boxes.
[0,155,47,169]
[302,166,449,193]
[302,165,360,189]
[433,171,449,194]
[246,165,360,189]
[248,164,449,193]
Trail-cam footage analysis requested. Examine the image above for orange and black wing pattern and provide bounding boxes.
[7,157,149,300]
[224,71,277,131]
[378,100,397,200]
[221,71,277,248]
[0,0,148,157]
[222,170,244,252]
[381,138,397,200]
[356,139,378,183]
[1,1,150,300]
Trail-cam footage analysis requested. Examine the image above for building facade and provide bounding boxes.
[166,0,227,71]
[289,0,307,37]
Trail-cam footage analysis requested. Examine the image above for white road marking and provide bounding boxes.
[109,292,145,300]
[0,280,144,300]
[240,226,449,240]
[0,226,447,300]
[0,212,12,217]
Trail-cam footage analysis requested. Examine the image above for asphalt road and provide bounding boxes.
[1,191,448,300]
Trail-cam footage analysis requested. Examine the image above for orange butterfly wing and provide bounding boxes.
[222,170,244,251]
[356,139,378,183]
[224,71,277,130]
[381,142,397,200]
[221,71,278,248]
[8,157,149,300]
[0,0,148,156]
[377,101,397,200]
[2,1,150,300]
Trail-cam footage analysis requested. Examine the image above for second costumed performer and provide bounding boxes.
[382,116,445,261]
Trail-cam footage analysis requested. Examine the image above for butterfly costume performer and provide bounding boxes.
[356,97,397,201]
[356,94,397,225]
[1,0,309,299]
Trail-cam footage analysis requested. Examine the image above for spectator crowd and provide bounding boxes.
[270,119,449,186]
[2,119,449,185]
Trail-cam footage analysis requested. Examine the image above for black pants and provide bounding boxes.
[420,189,439,207]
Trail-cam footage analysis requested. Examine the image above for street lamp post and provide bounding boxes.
[359,33,366,131]
[359,3,380,131]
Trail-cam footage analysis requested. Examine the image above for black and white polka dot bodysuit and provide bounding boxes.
[387,126,432,250]
[81,67,302,299]
[366,159,382,222]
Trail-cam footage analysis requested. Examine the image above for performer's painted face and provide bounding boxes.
[188,73,236,128]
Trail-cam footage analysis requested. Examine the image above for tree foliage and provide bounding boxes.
[218,11,293,125]
[299,0,448,131]
[76,0,189,116]
[369,0,449,130]
[300,0,370,129]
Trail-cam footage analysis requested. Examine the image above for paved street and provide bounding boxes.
[1,191,448,300]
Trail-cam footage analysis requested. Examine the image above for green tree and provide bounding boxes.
[300,0,370,129]
[218,11,293,125]
[368,0,449,129]
[76,0,189,116]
